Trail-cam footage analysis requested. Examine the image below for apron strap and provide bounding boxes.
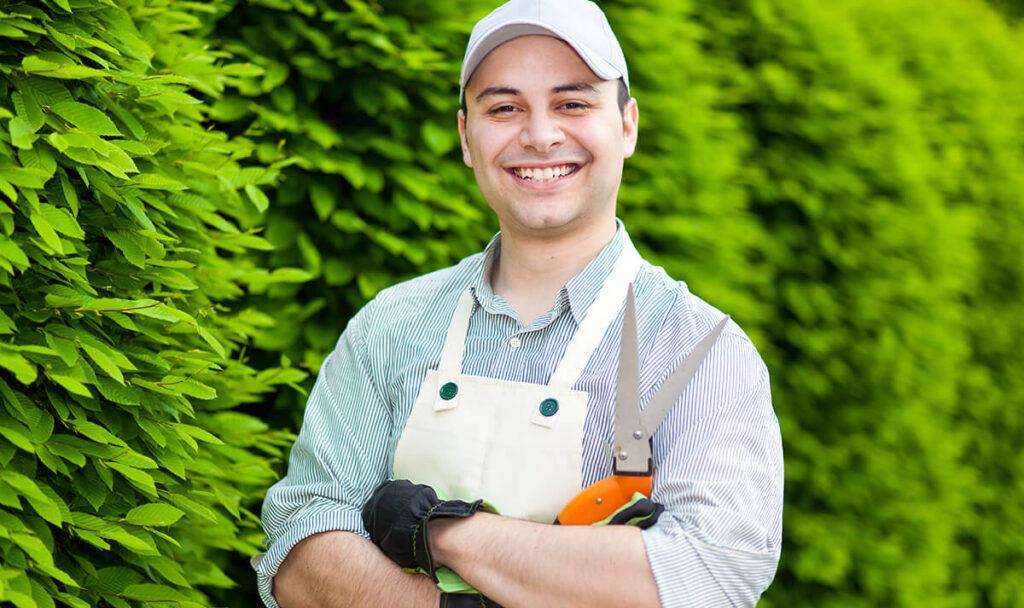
[434,289,476,411]
[548,244,642,389]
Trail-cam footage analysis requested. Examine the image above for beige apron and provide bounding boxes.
[392,244,642,523]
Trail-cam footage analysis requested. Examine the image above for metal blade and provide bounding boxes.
[613,283,649,475]
[640,315,730,435]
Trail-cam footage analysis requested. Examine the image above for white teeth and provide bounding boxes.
[513,165,576,181]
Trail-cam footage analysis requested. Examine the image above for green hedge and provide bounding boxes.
[207,0,498,430]
[0,2,297,606]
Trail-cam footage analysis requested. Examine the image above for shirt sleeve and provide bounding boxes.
[642,336,784,607]
[251,303,394,608]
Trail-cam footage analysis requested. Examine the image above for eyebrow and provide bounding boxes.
[474,81,602,102]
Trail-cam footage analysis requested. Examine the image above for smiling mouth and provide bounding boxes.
[508,164,581,183]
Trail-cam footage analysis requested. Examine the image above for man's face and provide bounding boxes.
[459,35,638,239]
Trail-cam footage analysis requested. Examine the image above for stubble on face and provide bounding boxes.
[459,35,638,242]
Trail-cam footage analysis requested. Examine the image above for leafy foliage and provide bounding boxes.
[0,1,297,606]
[207,0,498,429]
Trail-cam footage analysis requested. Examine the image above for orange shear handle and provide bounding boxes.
[556,474,653,525]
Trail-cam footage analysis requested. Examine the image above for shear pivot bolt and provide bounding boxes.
[617,450,629,460]
[596,498,604,505]
[633,430,644,440]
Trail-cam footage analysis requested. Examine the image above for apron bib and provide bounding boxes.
[392,244,641,523]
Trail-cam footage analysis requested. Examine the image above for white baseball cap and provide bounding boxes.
[460,0,630,100]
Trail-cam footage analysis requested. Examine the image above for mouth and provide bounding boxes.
[506,163,581,184]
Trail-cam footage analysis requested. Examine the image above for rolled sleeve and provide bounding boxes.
[252,304,394,608]
[643,365,784,607]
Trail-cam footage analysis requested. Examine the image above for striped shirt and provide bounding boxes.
[254,222,784,607]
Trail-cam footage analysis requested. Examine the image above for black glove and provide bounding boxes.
[440,592,504,608]
[362,479,483,575]
[605,497,664,529]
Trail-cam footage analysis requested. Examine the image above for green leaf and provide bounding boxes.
[421,120,457,155]
[0,308,16,334]
[29,210,64,254]
[175,423,223,445]
[1,473,61,525]
[50,101,122,136]
[38,203,85,239]
[44,332,78,366]
[0,238,30,270]
[130,174,187,190]
[106,462,157,496]
[106,231,146,267]
[270,267,314,283]
[244,183,269,212]
[58,170,79,215]
[145,556,189,586]
[54,593,90,608]
[82,344,124,384]
[197,326,227,359]
[93,566,143,594]
[121,584,190,603]
[0,349,37,384]
[0,423,34,452]
[163,377,216,400]
[69,419,122,445]
[9,117,38,150]
[123,503,185,527]
[11,530,54,568]
[309,181,335,220]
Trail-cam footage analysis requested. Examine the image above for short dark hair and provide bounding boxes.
[460,78,631,115]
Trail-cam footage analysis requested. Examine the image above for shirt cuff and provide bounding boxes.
[252,505,369,608]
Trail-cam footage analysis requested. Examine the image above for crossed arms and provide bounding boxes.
[254,307,784,608]
[273,516,658,608]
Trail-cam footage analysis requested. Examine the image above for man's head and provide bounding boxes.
[458,0,638,239]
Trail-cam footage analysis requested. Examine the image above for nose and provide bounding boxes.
[518,110,564,153]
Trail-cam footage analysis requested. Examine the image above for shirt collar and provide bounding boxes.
[471,219,633,325]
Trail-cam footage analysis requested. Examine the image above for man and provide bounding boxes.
[252,0,783,606]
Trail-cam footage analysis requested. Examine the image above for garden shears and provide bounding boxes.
[556,283,729,525]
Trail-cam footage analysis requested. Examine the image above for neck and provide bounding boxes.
[491,219,617,325]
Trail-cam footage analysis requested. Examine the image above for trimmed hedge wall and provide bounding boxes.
[0,2,297,606]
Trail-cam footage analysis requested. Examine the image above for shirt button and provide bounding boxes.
[508,336,522,349]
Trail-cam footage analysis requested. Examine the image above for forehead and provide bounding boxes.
[467,34,602,92]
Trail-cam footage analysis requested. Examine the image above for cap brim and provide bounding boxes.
[460,21,623,93]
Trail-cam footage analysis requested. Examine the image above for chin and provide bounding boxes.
[509,207,587,234]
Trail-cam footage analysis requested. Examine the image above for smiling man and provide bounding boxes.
[253,1,784,607]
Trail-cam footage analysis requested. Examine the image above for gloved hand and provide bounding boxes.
[440,592,503,607]
[362,479,484,575]
[605,496,664,529]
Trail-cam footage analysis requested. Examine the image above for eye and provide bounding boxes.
[488,104,518,115]
[560,101,590,111]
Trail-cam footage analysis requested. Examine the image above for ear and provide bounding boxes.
[621,97,639,159]
[458,110,473,168]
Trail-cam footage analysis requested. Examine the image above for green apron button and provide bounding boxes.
[439,382,458,400]
[540,398,559,417]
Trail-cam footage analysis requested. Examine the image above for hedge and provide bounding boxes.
[0,2,297,606]
[206,0,499,431]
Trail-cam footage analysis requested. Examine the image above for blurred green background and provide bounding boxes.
[0,0,1021,606]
